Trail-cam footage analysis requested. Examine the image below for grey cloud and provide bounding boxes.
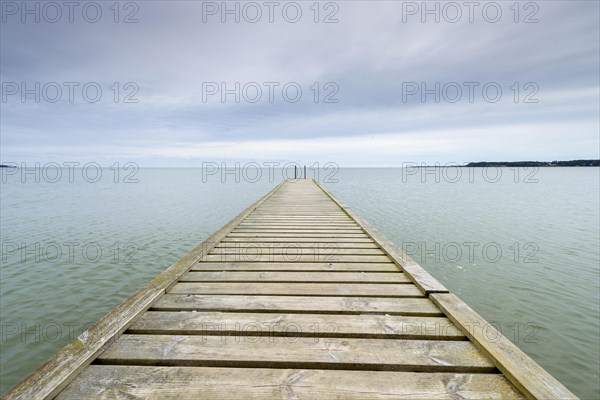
[1,0,598,165]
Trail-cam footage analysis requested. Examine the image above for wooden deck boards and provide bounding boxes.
[4,179,576,399]
[55,367,525,400]
[179,271,410,283]
[150,294,445,316]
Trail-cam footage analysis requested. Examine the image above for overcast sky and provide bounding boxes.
[1,1,599,166]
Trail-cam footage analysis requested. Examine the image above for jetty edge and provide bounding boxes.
[2,179,576,399]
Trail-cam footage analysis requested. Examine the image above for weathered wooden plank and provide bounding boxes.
[249,212,347,215]
[246,217,350,219]
[222,237,374,243]
[250,205,339,207]
[209,248,385,256]
[227,233,369,238]
[253,199,333,202]
[240,222,355,226]
[211,248,383,255]
[202,254,392,263]
[169,282,423,297]
[314,181,449,295]
[256,199,341,202]
[258,200,337,202]
[263,194,332,196]
[57,366,524,400]
[239,220,352,223]
[242,220,353,223]
[251,208,345,211]
[152,294,441,316]
[192,262,399,272]
[232,229,365,234]
[236,226,361,230]
[257,205,341,208]
[246,212,346,215]
[431,293,577,400]
[254,204,341,206]
[240,221,357,225]
[236,227,360,231]
[216,242,380,248]
[243,217,354,220]
[239,221,355,224]
[264,195,329,197]
[180,271,409,283]
[253,208,345,211]
[129,311,464,339]
[96,334,495,372]
[238,227,360,230]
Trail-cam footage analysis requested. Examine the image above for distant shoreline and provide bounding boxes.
[417,160,600,167]
[1,161,598,168]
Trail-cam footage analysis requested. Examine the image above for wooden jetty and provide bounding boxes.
[4,179,576,399]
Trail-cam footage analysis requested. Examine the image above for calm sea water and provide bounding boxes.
[1,167,598,398]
